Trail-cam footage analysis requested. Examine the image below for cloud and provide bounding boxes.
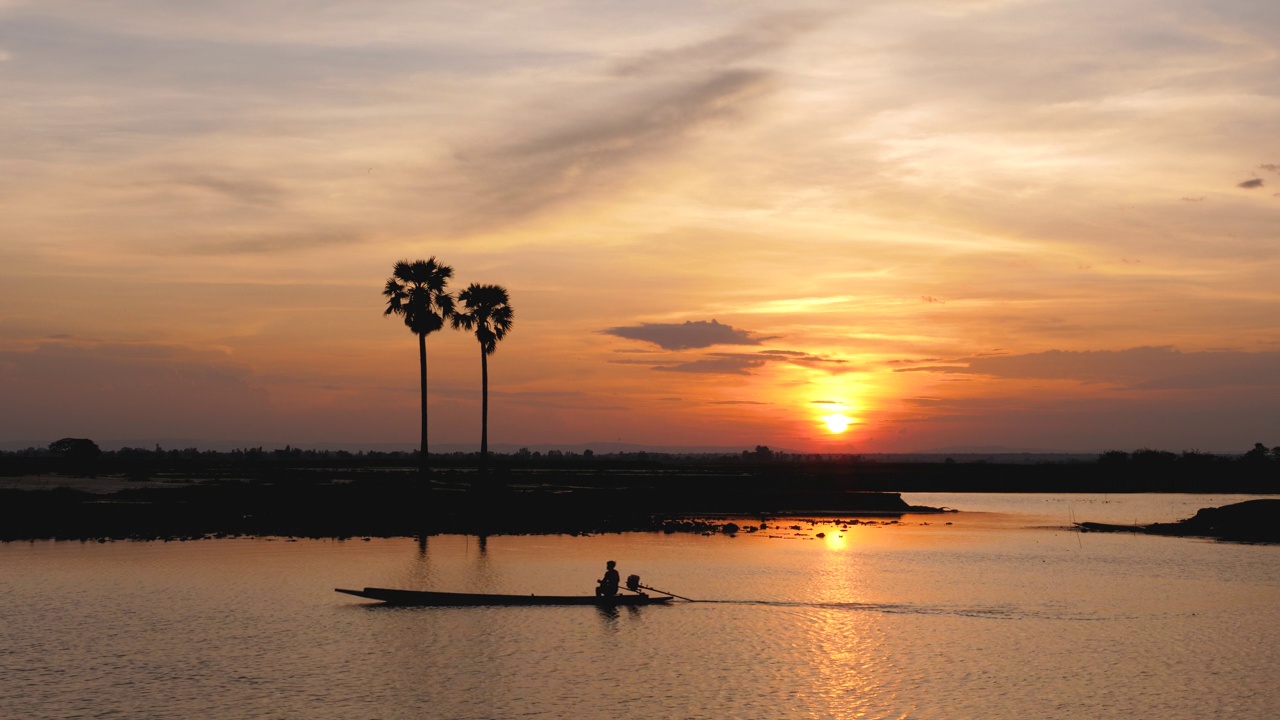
[506,69,771,157]
[1259,164,1279,174]
[897,346,1280,391]
[647,350,850,376]
[895,363,970,375]
[604,319,772,350]
[1237,178,1265,189]
[756,349,850,369]
[428,10,834,230]
[158,170,287,206]
[654,356,766,375]
[0,13,453,95]
[135,229,362,256]
[449,68,774,226]
[903,397,949,408]
[611,11,827,77]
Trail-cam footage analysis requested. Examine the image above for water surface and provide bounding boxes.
[2,493,1276,719]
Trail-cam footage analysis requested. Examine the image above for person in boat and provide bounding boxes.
[596,560,620,597]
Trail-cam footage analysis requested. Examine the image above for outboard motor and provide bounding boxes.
[626,574,642,593]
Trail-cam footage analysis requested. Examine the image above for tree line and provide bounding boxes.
[1097,444,1280,465]
[11,440,1279,469]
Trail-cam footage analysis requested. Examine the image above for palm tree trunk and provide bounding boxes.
[480,345,489,461]
[418,331,428,473]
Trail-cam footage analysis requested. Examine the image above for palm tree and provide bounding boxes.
[383,258,455,472]
[451,283,514,460]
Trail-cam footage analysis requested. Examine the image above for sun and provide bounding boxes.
[823,414,852,434]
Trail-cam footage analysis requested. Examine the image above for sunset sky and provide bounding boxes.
[2,0,1278,453]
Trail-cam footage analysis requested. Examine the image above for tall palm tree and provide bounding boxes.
[451,284,514,460]
[383,258,455,472]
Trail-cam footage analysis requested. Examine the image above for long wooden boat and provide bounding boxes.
[335,587,674,606]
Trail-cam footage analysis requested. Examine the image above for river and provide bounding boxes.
[2,493,1277,719]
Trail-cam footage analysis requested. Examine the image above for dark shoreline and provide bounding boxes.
[1,467,956,541]
[2,453,1276,541]
[1077,499,1280,544]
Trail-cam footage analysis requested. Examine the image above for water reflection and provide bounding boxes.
[596,604,620,624]
[468,534,502,592]
[402,536,435,590]
[822,532,848,551]
[803,607,894,718]
[594,603,647,631]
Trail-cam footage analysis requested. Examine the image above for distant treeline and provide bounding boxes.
[2,435,1280,474]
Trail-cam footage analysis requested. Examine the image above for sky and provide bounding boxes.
[2,0,1278,454]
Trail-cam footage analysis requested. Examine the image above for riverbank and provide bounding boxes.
[6,458,1276,541]
[0,469,950,541]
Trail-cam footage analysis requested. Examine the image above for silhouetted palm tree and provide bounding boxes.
[384,258,455,472]
[451,284,514,460]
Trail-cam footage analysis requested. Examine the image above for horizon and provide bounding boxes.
[3,2,1279,454]
[2,436,1266,460]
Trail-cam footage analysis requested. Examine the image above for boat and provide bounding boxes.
[335,587,675,606]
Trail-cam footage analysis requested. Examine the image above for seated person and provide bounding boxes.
[596,560,620,597]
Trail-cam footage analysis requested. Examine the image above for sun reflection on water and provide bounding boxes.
[823,531,849,551]
[800,535,899,719]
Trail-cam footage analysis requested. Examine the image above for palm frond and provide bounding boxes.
[383,258,456,336]
[454,282,513,355]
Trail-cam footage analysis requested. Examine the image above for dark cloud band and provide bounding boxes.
[603,319,772,350]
